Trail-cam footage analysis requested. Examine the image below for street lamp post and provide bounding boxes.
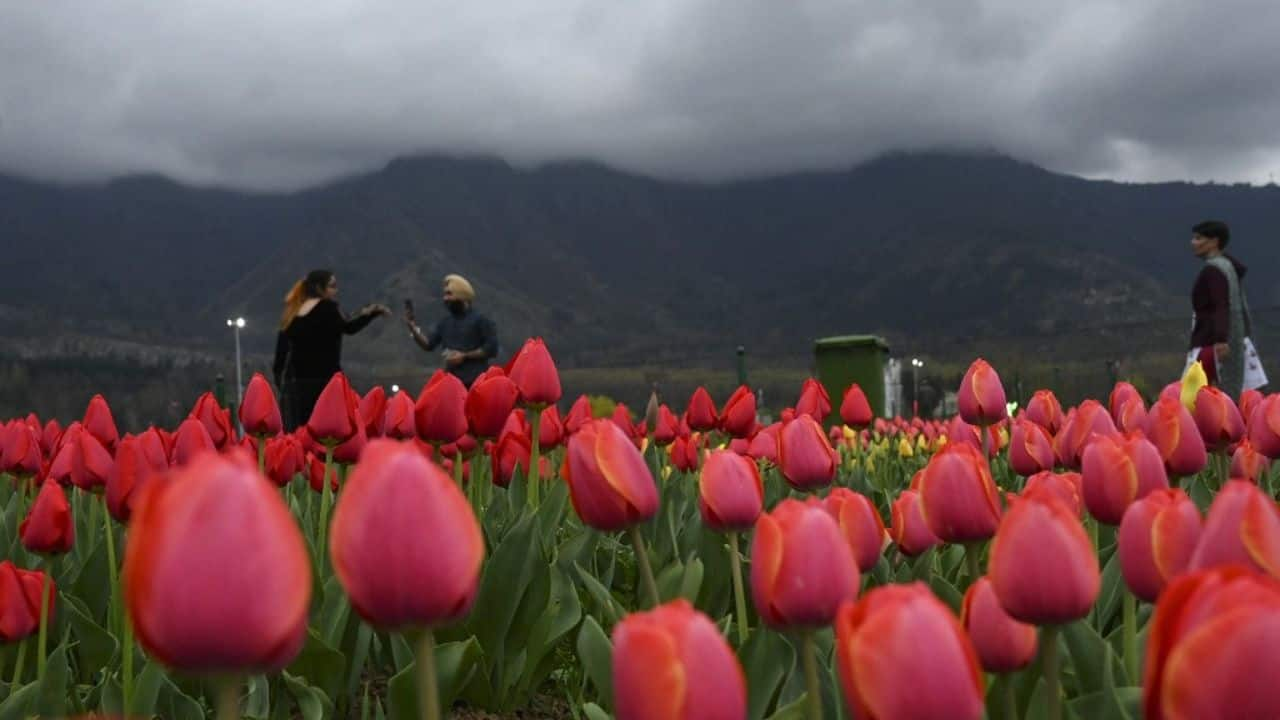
[226,317,246,413]
[911,358,924,418]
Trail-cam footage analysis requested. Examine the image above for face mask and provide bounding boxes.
[445,300,467,315]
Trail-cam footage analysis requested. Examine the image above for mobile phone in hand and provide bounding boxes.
[404,299,414,317]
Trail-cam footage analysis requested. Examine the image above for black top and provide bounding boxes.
[272,299,375,383]
[1189,254,1251,349]
[421,308,499,386]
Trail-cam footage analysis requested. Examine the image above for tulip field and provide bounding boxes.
[2,338,1280,719]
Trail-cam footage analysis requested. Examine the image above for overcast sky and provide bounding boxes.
[2,0,1279,191]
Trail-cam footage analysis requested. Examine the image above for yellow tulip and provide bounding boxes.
[1181,360,1208,413]
[898,437,914,458]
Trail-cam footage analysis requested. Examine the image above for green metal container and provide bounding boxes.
[813,335,890,422]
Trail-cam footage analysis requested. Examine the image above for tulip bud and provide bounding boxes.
[1143,566,1280,719]
[356,386,387,439]
[840,384,874,429]
[989,493,1100,624]
[1180,360,1209,413]
[263,434,304,488]
[414,370,468,445]
[1080,432,1169,525]
[685,387,719,432]
[890,487,941,557]
[1117,489,1201,602]
[564,395,593,435]
[795,378,831,423]
[330,440,482,628]
[918,443,1002,543]
[1232,439,1271,483]
[1009,418,1055,477]
[751,499,859,628]
[1145,397,1208,477]
[491,430,531,487]
[190,392,234,449]
[835,583,985,720]
[1247,394,1280,459]
[241,374,284,437]
[653,405,680,446]
[957,359,1007,427]
[1056,400,1118,470]
[106,435,165,523]
[747,422,781,465]
[564,419,658,531]
[1193,386,1246,451]
[20,479,75,555]
[124,452,310,672]
[306,453,339,493]
[1187,480,1280,576]
[380,391,417,440]
[82,394,120,454]
[465,369,518,438]
[1025,390,1063,434]
[506,337,561,406]
[961,577,1038,673]
[698,450,763,532]
[307,373,361,445]
[1240,389,1264,431]
[2,423,44,478]
[824,488,888,572]
[1115,397,1148,434]
[1022,471,1084,518]
[612,599,747,720]
[777,415,837,490]
[0,562,55,643]
[669,435,700,473]
[69,430,114,492]
[720,385,757,438]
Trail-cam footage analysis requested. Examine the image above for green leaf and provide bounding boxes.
[469,509,541,677]
[583,702,612,720]
[576,615,614,709]
[63,593,119,679]
[286,627,347,702]
[679,557,705,602]
[69,539,112,623]
[927,574,964,614]
[1069,689,1140,720]
[156,674,206,720]
[0,683,39,720]
[319,574,353,647]
[1063,620,1125,695]
[34,638,71,717]
[513,566,583,701]
[244,674,271,720]
[385,636,483,720]
[741,629,796,720]
[765,694,809,720]
[282,671,334,720]
[574,561,625,624]
[656,560,685,603]
[132,661,168,718]
[345,621,375,700]
[1094,553,1124,632]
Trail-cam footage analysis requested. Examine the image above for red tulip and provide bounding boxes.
[331,421,368,465]
[20,479,75,554]
[890,488,941,557]
[698,450,763,532]
[106,435,164,523]
[1118,489,1202,602]
[491,430,531,487]
[170,417,216,467]
[1231,439,1271,483]
[1143,566,1280,718]
[82,394,120,453]
[1022,471,1084,518]
[1115,397,1148,434]
[414,370,468,445]
[1109,382,1143,423]
[68,429,114,492]
[751,499,859,628]
[1145,396,1208,476]
[1056,400,1119,470]
[719,385,757,438]
[610,404,637,439]
[1247,394,1280,459]
[1009,418,1055,477]
[307,373,361,446]
[777,415,837,490]
[0,562,54,643]
[330,440,482,628]
[465,369,518,438]
[918,443,1002,543]
[653,405,680,446]
[264,434,305,488]
[539,405,565,449]
[380,391,417,440]
[2,423,43,477]
[989,493,1100,624]
[612,599,747,720]
[1158,381,1181,403]
[825,488,888,572]
[124,452,310,672]
[684,387,718,432]
[958,359,1007,427]
[358,386,387,439]
[241,374,284,437]
[1081,432,1169,525]
[564,419,658,531]
[1187,480,1280,576]
[836,583,985,720]
[1240,388,1264,426]
[564,395,593,435]
[506,337,561,406]
[795,378,831,423]
[961,577,1038,673]
[190,392,234,449]
[306,453,339,493]
[1024,390,1063,434]
[669,435,700,473]
[1193,386,1246,451]
[840,384,874,429]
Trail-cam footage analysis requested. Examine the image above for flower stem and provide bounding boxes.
[257,437,267,476]
[101,496,120,637]
[802,631,822,720]
[1123,590,1139,683]
[319,445,335,570]
[1042,625,1062,720]
[36,563,51,684]
[122,616,135,718]
[528,410,542,508]
[215,677,241,720]
[9,639,26,694]
[964,542,983,586]
[452,452,464,488]
[629,525,660,608]
[416,630,440,720]
[728,532,750,645]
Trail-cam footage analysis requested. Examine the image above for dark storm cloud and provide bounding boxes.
[1,0,1278,190]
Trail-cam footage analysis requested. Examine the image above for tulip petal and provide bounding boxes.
[1161,609,1280,719]
[613,623,685,720]
[1241,494,1280,578]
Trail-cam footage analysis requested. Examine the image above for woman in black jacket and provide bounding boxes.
[273,270,389,429]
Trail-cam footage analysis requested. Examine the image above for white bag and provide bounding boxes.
[1182,337,1269,391]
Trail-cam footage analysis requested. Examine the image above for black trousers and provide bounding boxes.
[283,377,330,432]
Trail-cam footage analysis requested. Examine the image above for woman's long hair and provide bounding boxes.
[280,270,334,329]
